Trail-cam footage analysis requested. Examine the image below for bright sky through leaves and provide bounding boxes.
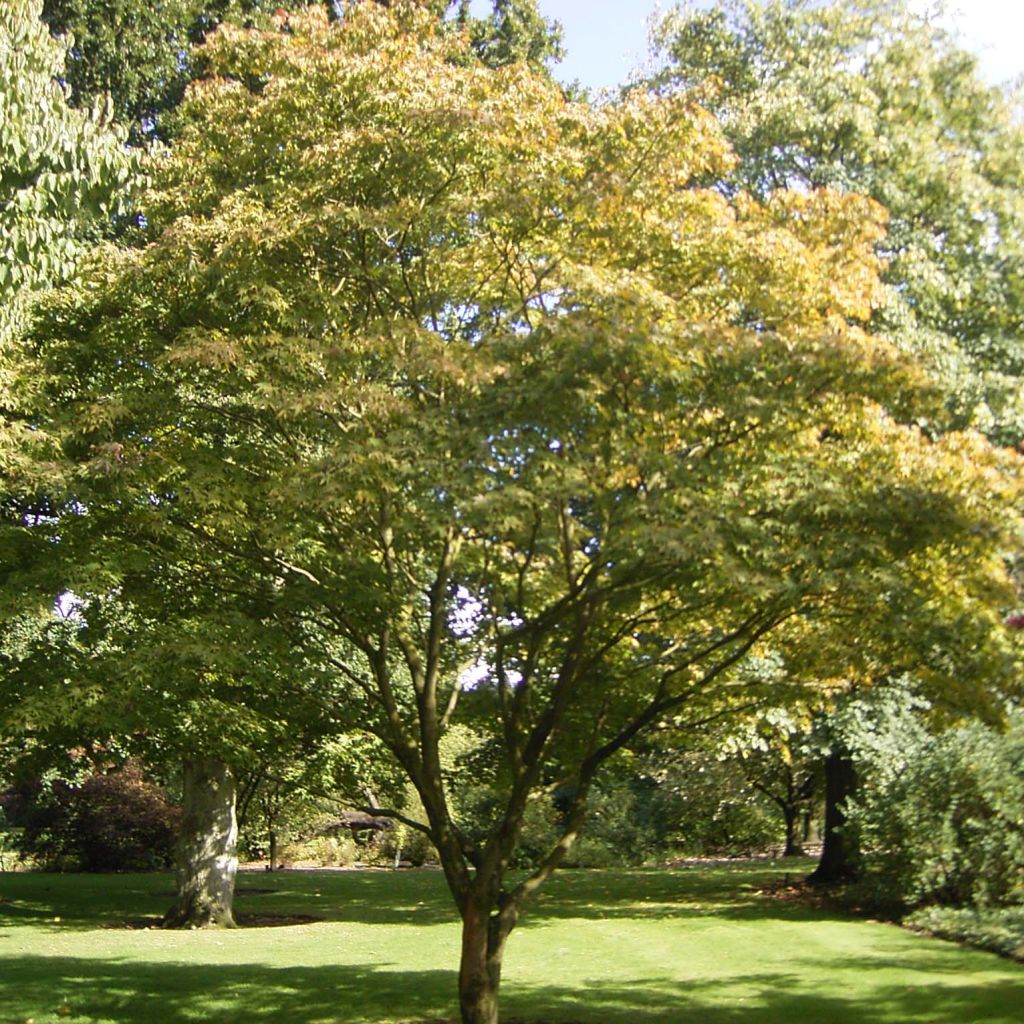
[474,1,1024,91]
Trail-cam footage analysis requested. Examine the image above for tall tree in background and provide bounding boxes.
[1,0,134,626]
[654,0,1024,884]
[654,0,1024,447]
[0,0,133,332]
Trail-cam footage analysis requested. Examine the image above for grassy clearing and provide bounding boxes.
[1,861,1022,1024]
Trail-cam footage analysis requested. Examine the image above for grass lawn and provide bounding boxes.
[1,861,1022,1023]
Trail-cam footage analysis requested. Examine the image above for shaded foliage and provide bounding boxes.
[2,760,181,871]
[847,702,1024,910]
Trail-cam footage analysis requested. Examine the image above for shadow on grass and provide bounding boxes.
[1,955,1022,1024]
[0,956,453,1023]
[0,863,864,932]
[510,970,1024,1024]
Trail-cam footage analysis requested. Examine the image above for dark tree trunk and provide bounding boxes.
[268,829,278,872]
[782,804,803,857]
[458,898,511,1024]
[163,757,238,928]
[808,750,857,884]
[802,806,815,846]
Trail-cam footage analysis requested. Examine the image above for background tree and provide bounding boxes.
[721,705,821,857]
[24,5,1024,1022]
[654,0,1024,447]
[653,0,1024,885]
[0,0,133,316]
[0,574,370,925]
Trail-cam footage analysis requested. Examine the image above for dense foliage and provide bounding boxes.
[655,0,1024,446]
[40,0,563,142]
[2,761,180,871]
[847,701,1024,910]
[1,1,1023,1019]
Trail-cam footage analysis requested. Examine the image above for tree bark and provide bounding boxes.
[808,750,857,884]
[162,757,238,928]
[457,898,511,1024]
[782,804,803,857]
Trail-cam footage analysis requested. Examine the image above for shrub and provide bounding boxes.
[3,762,180,871]
[280,833,358,868]
[848,709,1024,909]
[905,906,1024,961]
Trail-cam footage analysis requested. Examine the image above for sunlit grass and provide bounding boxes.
[1,862,1021,1023]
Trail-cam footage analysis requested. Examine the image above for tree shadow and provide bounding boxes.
[1,955,1021,1024]
[0,956,454,1023]
[0,869,461,930]
[508,970,1024,1024]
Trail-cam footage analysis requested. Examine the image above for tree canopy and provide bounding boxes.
[1,0,135,621]
[654,0,1024,447]
[18,4,1023,1020]
[40,0,563,142]
[1,0,133,323]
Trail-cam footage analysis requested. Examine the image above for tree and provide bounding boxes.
[653,4,1024,878]
[1,0,135,646]
[25,6,1023,1021]
[0,0,132,313]
[0,0,133,421]
[722,705,821,857]
[40,0,563,143]
[654,0,1024,447]
[459,0,563,71]
[0,577,365,925]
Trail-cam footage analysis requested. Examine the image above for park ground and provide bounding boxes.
[1,862,1022,1024]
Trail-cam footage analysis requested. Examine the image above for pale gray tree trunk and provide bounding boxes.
[162,757,238,928]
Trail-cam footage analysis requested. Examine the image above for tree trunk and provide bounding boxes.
[163,757,238,928]
[268,829,278,872]
[782,804,803,857]
[457,899,510,1024]
[808,750,857,884]
[802,806,815,846]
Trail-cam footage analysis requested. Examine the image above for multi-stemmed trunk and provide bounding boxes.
[163,757,239,928]
[457,897,514,1024]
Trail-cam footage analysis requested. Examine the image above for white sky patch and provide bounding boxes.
[451,585,483,637]
[459,660,492,690]
[55,591,84,620]
[470,1,1024,91]
[911,0,1024,84]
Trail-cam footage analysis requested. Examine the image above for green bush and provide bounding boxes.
[905,905,1024,960]
[848,709,1024,909]
[644,754,781,857]
[280,833,358,868]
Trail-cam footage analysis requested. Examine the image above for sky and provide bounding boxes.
[470,1,1024,93]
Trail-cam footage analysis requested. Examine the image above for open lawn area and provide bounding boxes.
[1,862,1022,1023]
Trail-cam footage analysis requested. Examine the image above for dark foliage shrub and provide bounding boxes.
[2,762,180,871]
